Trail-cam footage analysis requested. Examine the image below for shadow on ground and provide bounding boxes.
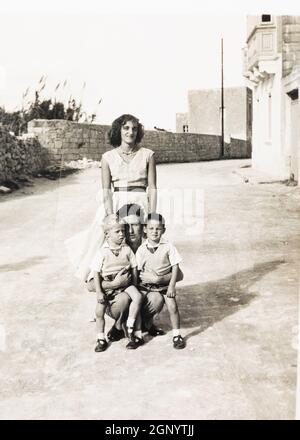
[158,259,285,340]
[0,256,48,272]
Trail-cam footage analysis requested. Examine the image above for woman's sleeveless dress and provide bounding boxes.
[65,147,154,281]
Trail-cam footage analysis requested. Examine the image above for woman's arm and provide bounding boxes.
[101,156,113,215]
[147,154,157,213]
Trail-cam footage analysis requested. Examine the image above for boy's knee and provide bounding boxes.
[126,287,142,304]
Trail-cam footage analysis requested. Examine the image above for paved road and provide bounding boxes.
[0,159,299,419]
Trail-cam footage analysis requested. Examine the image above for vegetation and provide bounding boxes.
[0,77,100,135]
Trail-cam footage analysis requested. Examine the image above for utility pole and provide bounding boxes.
[221,38,224,158]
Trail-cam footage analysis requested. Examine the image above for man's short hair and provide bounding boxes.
[147,212,165,225]
[117,203,145,224]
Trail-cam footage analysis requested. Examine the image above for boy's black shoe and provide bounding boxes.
[173,335,185,350]
[148,325,165,337]
[95,339,108,352]
[107,325,125,342]
[126,335,145,350]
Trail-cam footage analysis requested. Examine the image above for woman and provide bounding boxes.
[66,114,157,282]
[102,113,157,219]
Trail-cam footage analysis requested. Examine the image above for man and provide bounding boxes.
[105,203,183,341]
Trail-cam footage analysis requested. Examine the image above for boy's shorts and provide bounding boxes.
[86,273,129,301]
[139,283,168,295]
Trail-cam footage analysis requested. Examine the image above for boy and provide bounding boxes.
[136,213,185,349]
[89,214,144,352]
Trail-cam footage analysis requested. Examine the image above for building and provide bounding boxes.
[243,15,300,183]
[176,87,252,155]
[176,112,189,133]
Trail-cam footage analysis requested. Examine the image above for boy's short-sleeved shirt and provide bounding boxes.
[135,238,182,276]
[88,242,137,281]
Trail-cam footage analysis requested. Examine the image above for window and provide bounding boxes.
[183,125,189,133]
[261,15,271,23]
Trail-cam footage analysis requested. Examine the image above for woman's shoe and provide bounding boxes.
[95,339,108,352]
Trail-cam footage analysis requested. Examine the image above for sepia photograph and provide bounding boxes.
[0,0,299,421]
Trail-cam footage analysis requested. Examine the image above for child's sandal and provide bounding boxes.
[126,335,145,350]
[173,335,185,350]
[95,339,108,352]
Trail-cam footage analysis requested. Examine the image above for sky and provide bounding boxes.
[0,0,299,130]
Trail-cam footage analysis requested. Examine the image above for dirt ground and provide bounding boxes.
[0,159,299,420]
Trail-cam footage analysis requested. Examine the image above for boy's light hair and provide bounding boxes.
[147,212,166,226]
[103,214,123,233]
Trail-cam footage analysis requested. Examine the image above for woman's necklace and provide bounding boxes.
[119,146,137,155]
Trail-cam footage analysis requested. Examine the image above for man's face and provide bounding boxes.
[121,215,143,246]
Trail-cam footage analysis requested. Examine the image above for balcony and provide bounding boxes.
[243,21,281,85]
[245,24,279,72]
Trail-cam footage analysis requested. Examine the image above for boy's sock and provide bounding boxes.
[172,329,180,337]
[134,330,142,339]
[127,318,135,335]
[127,318,135,328]
[97,332,105,340]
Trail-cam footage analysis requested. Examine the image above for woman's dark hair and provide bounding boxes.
[107,114,144,147]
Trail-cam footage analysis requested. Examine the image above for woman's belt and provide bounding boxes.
[113,186,146,192]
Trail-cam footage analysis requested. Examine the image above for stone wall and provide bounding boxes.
[0,126,49,183]
[28,119,250,165]
[282,16,300,77]
[28,120,109,163]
